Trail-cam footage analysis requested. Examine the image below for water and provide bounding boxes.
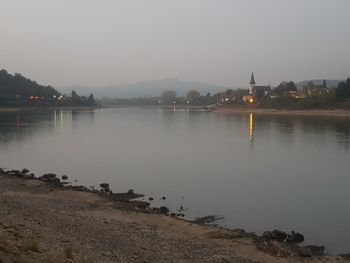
[0,107,350,254]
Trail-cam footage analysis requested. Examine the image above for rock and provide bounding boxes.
[149,197,154,201]
[8,170,21,176]
[127,189,134,194]
[298,247,312,257]
[161,196,166,200]
[100,183,109,189]
[263,230,287,242]
[21,168,30,174]
[48,177,60,184]
[170,213,176,217]
[42,173,56,180]
[159,206,169,215]
[262,231,274,241]
[23,174,34,179]
[287,231,304,243]
[62,175,68,180]
[272,230,287,242]
[303,245,325,256]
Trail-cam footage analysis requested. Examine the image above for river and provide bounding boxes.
[0,107,349,254]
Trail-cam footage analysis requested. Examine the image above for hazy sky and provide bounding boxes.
[1,0,350,87]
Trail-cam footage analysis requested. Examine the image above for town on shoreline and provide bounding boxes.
[102,73,350,112]
[2,69,350,112]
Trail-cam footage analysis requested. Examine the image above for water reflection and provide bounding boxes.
[1,108,350,253]
[249,113,254,145]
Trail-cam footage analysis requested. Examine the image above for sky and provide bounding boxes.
[1,0,350,88]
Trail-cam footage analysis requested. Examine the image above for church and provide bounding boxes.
[243,73,271,103]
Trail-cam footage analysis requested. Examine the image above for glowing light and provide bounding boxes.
[249,98,254,103]
[249,113,254,142]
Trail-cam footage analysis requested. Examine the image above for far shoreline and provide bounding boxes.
[213,106,350,117]
[0,105,102,112]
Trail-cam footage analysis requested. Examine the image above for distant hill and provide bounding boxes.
[0,69,59,99]
[0,69,96,107]
[58,78,230,99]
[295,79,343,89]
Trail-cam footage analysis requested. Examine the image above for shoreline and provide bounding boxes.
[0,106,101,112]
[213,107,350,117]
[0,167,349,262]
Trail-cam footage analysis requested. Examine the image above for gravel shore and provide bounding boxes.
[0,171,348,263]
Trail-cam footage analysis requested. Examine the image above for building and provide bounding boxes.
[244,73,271,103]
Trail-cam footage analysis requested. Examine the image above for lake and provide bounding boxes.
[1,107,350,254]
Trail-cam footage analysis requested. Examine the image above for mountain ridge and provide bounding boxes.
[57,78,231,99]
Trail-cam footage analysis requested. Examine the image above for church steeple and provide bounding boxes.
[250,72,256,85]
[249,72,256,95]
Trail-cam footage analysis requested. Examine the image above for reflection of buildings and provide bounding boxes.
[249,112,254,143]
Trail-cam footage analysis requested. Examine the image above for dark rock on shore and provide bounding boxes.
[303,245,325,256]
[192,215,224,225]
[298,247,312,257]
[21,168,30,174]
[286,231,304,243]
[159,206,169,215]
[62,175,68,180]
[41,173,56,180]
[100,183,109,189]
[262,230,287,242]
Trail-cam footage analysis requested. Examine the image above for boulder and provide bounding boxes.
[62,175,68,180]
[287,231,304,243]
[42,173,56,179]
[100,183,109,189]
[262,231,274,241]
[303,245,325,256]
[48,177,60,184]
[127,189,134,194]
[159,206,169,215]
[272,229,287,242]
[298,247,312,257]
[21,168,30,174]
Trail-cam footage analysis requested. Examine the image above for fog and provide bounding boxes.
[1,0,350,87]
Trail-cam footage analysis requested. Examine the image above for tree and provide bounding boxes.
[336,78,350,99]
[306,81,315,90]
[186,90,200,101]
[275,81,297,95]
[322,80,327,89]
[161,90,177,104]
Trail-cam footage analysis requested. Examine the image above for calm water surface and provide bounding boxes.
[1,107,350,254]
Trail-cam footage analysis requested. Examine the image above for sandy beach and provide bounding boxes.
[0,168,349,263]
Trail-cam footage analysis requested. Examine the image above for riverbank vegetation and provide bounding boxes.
[101,78,350,111]
[0,69,98,108]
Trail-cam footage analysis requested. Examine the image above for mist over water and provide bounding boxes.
[1,108,350,254]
